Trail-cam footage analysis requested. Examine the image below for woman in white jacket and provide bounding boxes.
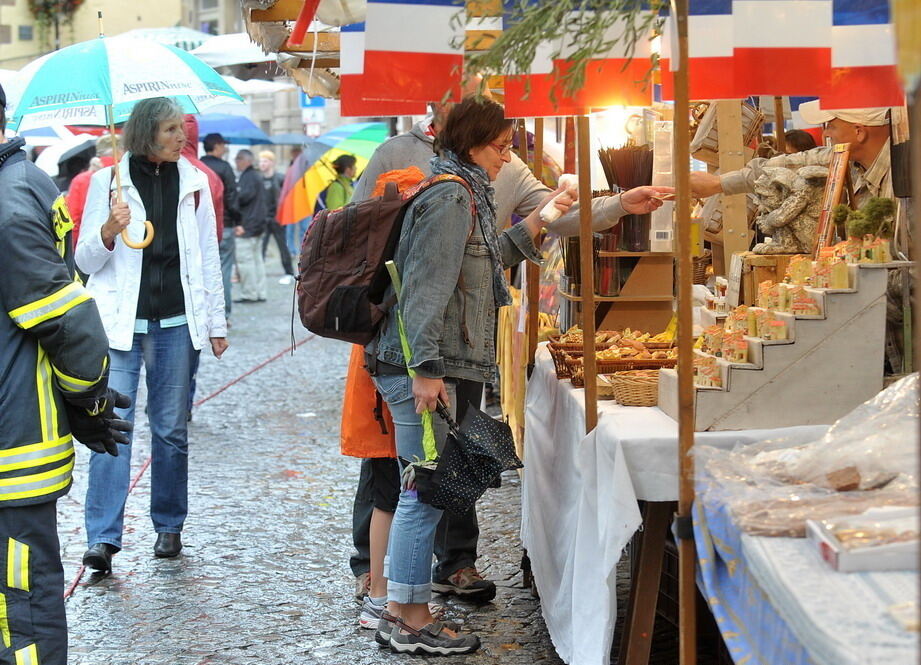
[76,97,227,571]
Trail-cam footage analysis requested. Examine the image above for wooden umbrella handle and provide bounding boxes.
[121,221,154,249]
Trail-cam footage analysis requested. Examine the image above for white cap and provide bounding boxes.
[798,100,890,127]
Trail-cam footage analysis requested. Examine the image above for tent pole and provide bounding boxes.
[528,118,545,370]
[674,0,698,663]
[577,115,598,433]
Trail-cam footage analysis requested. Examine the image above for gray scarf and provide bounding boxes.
[430,151,511,307]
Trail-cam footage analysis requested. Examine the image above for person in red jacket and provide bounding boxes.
[181,115,225,421]
[66,133,120,247]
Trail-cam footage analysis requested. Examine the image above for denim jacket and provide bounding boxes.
[372,181,541,383]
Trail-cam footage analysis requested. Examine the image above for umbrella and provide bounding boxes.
[270,132,310,145]
[312,122,389,157]
[19,125,75,148]
[34,133,96,177]
[58,137,97,164]
[191,33,276,68]
[118,26,215,52]
[5,35,242,132]
[197,113,273,145]
[5,31,242,249]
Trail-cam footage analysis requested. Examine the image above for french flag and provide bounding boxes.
[339,23,427,117]
[732,0,833,96]
[820,0,904,109]
[361,0,463,104]
[660,0,741,101]
[504,9,655,117]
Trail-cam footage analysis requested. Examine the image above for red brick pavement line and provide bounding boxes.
[63,335,317,600]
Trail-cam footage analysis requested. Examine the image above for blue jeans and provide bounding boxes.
[84,322,196,549]
[372,374,456,604]
[219,227,235,316]
[285,218,309,256]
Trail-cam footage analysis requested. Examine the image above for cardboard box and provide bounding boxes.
[806,507,919,573]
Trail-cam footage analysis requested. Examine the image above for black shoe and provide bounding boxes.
[431,567,497,603]
[82,543,118,571]
[154,533,182,558]
[233,298,258,304]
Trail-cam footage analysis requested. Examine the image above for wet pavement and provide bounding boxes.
[61,254,566,665]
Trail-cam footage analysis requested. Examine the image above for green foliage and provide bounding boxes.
[463,0,664,102]
[832,204,850,227]
[28,0,85,48]
[841,197,896,239]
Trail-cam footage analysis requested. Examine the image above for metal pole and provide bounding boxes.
[674,0,698,663]
[774,96,786,153]
[577,115,598,432]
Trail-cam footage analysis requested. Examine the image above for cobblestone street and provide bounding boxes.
[60,257,566,665]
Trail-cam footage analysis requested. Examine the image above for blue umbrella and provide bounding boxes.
[197,114,273,145]
[270,132,310,145]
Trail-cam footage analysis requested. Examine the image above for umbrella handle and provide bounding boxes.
[121,221,154,249]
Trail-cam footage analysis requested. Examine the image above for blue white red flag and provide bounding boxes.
[339,23,427,117]
[820,0,904,109]
[361,0,463,104]
[503,5,656,117]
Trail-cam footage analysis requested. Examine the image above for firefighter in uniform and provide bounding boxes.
[0,84,132,665]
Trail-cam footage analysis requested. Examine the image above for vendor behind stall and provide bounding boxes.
[689,102,894,206]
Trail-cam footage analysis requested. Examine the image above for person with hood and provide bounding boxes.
[0,82,131,664]
[182,115,225,420]
[76,97,227,570]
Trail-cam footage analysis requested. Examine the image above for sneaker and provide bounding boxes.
[375,610,458,647]
[354,572,371,602]
[359,596,385,630]
[389,619,480,656]
[432,567,497,603]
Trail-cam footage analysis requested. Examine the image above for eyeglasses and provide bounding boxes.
[490,142,512,157]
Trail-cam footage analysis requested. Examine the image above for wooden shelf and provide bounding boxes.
[597,251,676,258]
[559,290,674,303]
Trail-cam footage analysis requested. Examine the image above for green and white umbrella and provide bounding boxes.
[6,30,243,249]
[5,33,243,132]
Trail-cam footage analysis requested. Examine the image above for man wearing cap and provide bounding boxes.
[201,133,240,319]
[0,82,132,665]
[689,102,894,206]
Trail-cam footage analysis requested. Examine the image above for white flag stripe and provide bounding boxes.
[467,16,502,31]
[831,24,896,67]
[689,14,733,58]
[341,30,365,75]
[558,12,653,60]
[733,1,832,48]
[364,4,461,54]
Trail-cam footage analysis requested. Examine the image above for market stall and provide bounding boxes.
[241,2,918,664]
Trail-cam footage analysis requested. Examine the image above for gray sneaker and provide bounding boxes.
[375,611,459,649]
[389,620,480,656]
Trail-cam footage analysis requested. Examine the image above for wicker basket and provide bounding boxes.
[693,250,712,285]
[549,347,573,379]
[568,357,677,387]
[606,371,660,407]
[547,335,613,353]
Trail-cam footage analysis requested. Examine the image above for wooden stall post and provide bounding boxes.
[577,116,598,432]
[674,1,698,663]
[527,118,545,371]
[773,96,786,153]
[717,101,750,269]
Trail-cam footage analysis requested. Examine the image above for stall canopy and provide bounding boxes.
[197,114,273,145]
[118,26,215,52]
[191,32,276,67]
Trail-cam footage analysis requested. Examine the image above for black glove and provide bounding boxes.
[64,389,133,456]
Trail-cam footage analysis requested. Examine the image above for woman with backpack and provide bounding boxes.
[362,97,580,655]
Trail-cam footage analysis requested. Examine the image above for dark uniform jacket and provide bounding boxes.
[0,138,110,507]
[201,153,240,227]
[236,165,266,237]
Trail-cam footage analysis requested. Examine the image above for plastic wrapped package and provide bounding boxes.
[694,374,920,537]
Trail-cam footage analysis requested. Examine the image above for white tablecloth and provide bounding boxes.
[522,344,827,665]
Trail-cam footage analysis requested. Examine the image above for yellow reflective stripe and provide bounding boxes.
[35,350,58,443]
[0,440,73,474]
[8,282,91,330]
[51,355,108,393]
[0,457,74,503]
[14,643,38,665]
[0,593,10,648]
[6,539,29,592]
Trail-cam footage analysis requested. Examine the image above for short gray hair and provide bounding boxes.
[123,97,184,157]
